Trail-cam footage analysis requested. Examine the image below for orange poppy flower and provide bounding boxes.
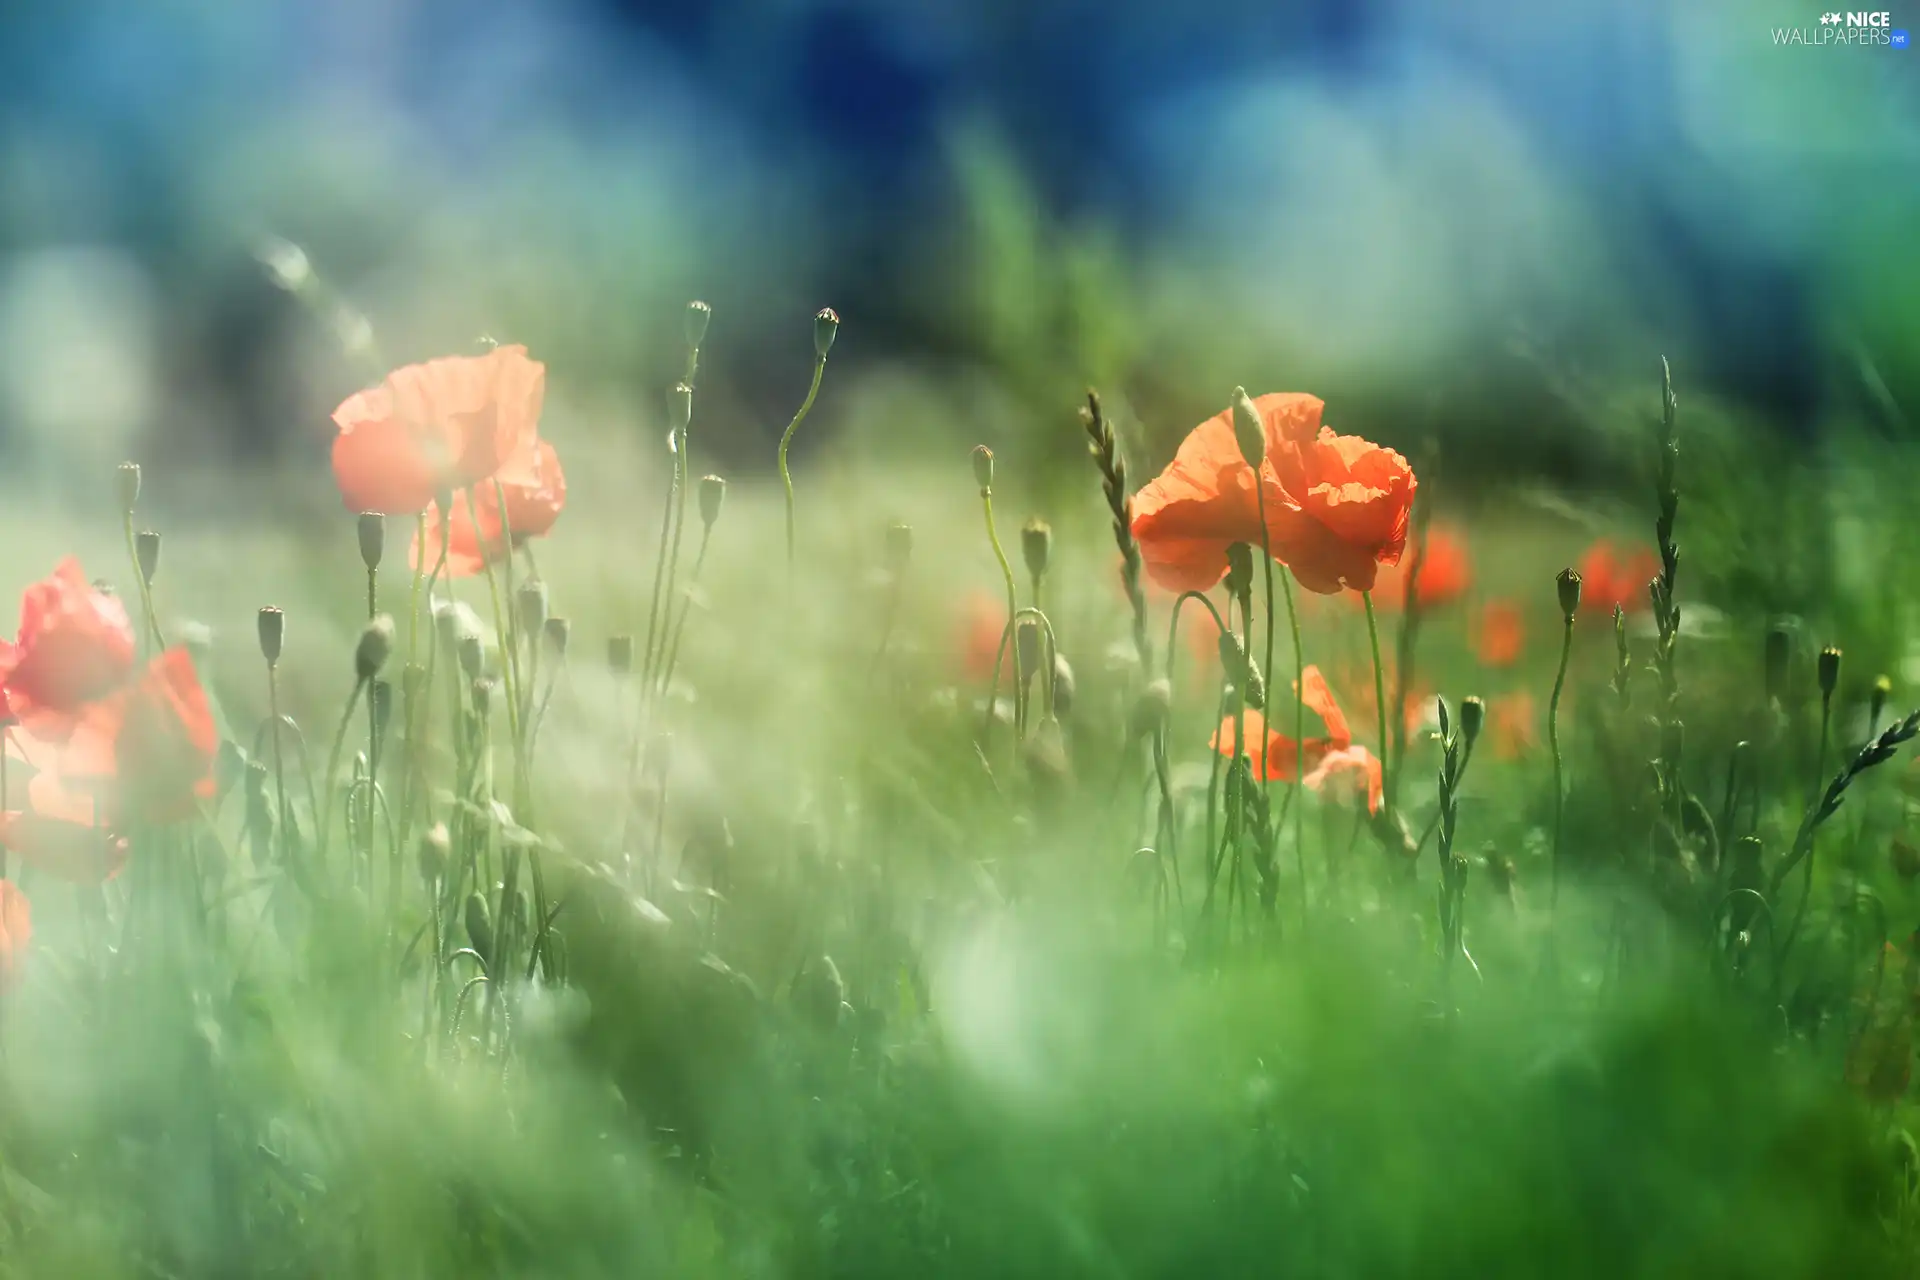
[959,591,1007,681]
[410,438,567,577]
[1578,541,1659,617]
[1371,526,1471,609]
[0,559,137,733]
[0,648,216,881]
[0,879,29,990]
[1132,393,1416,596]
[1477,600,1526,668]
[331,344,546,517]
[1304,745,1385,815]
[1488,691,1537,760]
[1211,665,1383,813]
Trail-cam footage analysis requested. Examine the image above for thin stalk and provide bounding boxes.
[124,512,165,653]
[1363,592,1391,818]
[1548,613,1574,913]
[980,487,1022,750]
[656,526,715,700]
[779,354,829,575]
[316,678,370,862]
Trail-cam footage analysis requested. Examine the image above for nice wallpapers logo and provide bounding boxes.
[1775,10,1909,44]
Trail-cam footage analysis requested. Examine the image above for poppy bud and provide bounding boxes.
[1051,653,1076,717]
[117,462,141,516]
[465,892,494,966]
[1015,618,1044,684]
[516,580,549,640]
[370,678,393,746]
[1873,675,1893,728]
[813,306,840,359]
[607,634,634,676]
[470,677,495,720]
[1818,646,1842,699]
[1229,387,1266,470]
[1242,659,1266,712]
[885,522,913,572]
[971,445,994,493]
[257,606,284,667]
[544,616,571,660]
[1460,696,1485,747]
[684,299,712,348]
[358,512,385,572]
[136,530,161,586]
[684,477,724,536]
[1223,543,1254,603]
[1217,630,1249,683]
[457,634,484,682]
[356,614,395,682]
[1555,568,1581,620]
[1130,679,1172,740]
[418,822,450,886]
[669,382,693,433]
[1021,518,1052,582]
[1764,628,1790,704]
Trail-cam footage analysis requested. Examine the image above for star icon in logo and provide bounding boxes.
[1820,11,1842,22]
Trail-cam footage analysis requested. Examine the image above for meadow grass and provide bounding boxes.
[0,309,1915,1280]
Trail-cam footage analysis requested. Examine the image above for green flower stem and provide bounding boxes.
[779,354,829,576]
[979,486,1022,750]
[1363,591,1391,820]
[1548,613,1574,914]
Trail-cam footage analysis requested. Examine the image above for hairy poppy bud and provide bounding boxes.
[1242,659,1266,711]
[470,676,495,720]
[1130,678,1173,741]
[1460,695,1485,746]
[971,444,994,493]
[1021,518,1052,582]
[1818,646,1842,699]
[813,306,840,359]
[544,616,571,660]
[885,522,913,572]
[697,474,726,529]
[419,822,450,886]
[1556,568,1581,619]
[1873,675,1893,728]
[358,512,385,571]
[1764,628,1790,704]
[607,634,634,676]
[684,299,712,348]
[356,614,395,682]
[117,462,141,516]
[516,581,549,642]
[669,382,693,433]
[1230,387,1266,470]
[1051,653,1076,717]
[136,530,161,586]
[1224,543,1254,602]
[1217,630,1249,683]
[1015,617,1044,684]
[457,634,484,682]
[257,606,284,667]
[465,891,494,966]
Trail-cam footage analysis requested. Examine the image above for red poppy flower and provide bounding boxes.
[1488,691,1537,761]
[1477,600,1526,668]
[330,344,546,517]
[1303,745,1385,814]
[1211,665,1382,812]
[0,559,136,730]
[1130,393,1417,596]
[1371,527,1472,609]
[1578,541,1659,617]
[0,879,29,990]
[410,438,567,577]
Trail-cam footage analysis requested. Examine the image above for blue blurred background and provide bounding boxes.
[0,0,1914,509]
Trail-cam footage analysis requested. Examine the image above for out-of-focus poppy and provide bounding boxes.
[1488,691,1537,760]
[0,559,137,733]
[1131,393,1416,596]
[0,879,29,990]
[411,438,567,577]
[331,345,546,517]
[1211,665,1384,813]
[1371,527,1471,610]
[1578,541,1659,617]
[960,591,1007,682]
[1477,600,1526,668]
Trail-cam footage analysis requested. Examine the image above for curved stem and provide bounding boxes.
[1363,592,1390,820]
[1277,560,1306,929]
[779,355,829,575]
[316,678,369,862]
[980,487,1021,749]
[1548,615,1574,914]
